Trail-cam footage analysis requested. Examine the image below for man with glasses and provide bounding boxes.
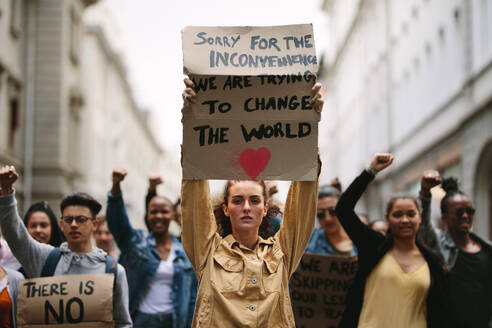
[305,184,357,256]
[0,165,132,327]
[419,171,491,328]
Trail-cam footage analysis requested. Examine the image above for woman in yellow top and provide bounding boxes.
[181,79,323,328]
[335,153,449,328]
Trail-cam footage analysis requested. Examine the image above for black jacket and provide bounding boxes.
[335,170,450,328]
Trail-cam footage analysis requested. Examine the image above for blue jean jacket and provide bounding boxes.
[305,228,358,256]
[106,192,197,328]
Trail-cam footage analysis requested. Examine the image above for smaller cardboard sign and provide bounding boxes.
[289,254,358,328]
[17,274,114,328]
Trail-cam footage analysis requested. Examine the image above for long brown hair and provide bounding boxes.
[214,180,281,239]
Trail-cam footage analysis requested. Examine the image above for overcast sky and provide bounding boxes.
[117,0,327,198]
[119,0,326,148]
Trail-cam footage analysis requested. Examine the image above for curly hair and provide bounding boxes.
[214,180,281,239]
[440,177,467,214]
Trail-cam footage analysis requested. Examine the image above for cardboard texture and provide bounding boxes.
[17,274,114,328]
[289,254,358,328]
[181,24,319,181]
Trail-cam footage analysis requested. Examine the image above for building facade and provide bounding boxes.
[319,0,492,239]
[81,24,163,230]
[0,0,163,230]
[0,0,28,204]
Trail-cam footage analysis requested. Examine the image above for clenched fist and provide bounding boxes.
[148,174,163,193]
[368,153,394,174]
[0,165,19,196]
[112,168,128,184]
[420,170,442,197]
[111,168,127,196]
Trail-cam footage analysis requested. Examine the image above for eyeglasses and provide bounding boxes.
[61,216,92,224]
[317,207,337,219]
[455,207,475,218]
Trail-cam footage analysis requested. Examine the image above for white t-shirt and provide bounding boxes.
[0,238,21,270]
[0,276,8,294]
[138,241,176,314]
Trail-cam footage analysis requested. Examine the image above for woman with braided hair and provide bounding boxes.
[419,173,492,328]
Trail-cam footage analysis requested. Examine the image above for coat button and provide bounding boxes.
[251,278,257,284]
[249,305,255,311]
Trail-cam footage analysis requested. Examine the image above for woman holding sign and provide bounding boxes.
[335,153,449,328]
[181,79,323,327]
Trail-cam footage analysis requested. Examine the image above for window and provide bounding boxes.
[438,26,445,41]
[8,98,19,150]
[7,78,21,153]
[69,8,80,65]
[454,8,461,24]
[412,6,419,19]
[425,43,432,56]
[67,91,83,170]
[10,0,23,38]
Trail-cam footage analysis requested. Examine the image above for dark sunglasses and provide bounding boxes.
[455,207,475,218]
[61,215,92,224]
[317,208,337,219]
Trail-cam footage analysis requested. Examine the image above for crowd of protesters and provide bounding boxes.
[0,79,489,328]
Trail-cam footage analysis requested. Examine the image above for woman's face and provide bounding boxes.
[148,196,175,235]
[223,181,268,237]
[386,198,421,239]
[317,196,342,236]
[442,195,474,235]
[27,211,52,244]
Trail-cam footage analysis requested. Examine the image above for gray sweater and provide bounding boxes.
[0,192,132,327]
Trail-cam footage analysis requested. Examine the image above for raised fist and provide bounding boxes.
[420,170,442,193]
[369,153,394,174]
[112,168,128,185]
[330,177,342,192]
[148,173,163,192]
[0,165,19,195]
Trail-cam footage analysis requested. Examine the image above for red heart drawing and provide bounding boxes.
[239,147,271,180]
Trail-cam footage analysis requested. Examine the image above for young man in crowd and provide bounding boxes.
[0,165,132,327]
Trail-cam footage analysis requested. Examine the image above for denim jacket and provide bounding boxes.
[305,228,358,256]
[420,195,492,269]
[106,192,197,328]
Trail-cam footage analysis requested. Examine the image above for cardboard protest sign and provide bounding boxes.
[289,254,358,328]
[181,24,320,181]
[17,274,114,328]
